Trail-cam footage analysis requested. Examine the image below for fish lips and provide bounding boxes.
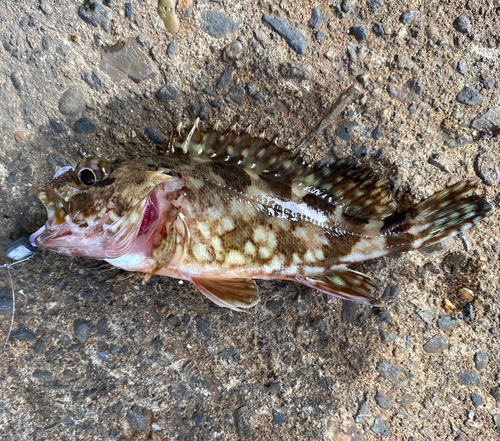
[33,186,149,259]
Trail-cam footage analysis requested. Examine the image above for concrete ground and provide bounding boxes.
[1,0,499,439]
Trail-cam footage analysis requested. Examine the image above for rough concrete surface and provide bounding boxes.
[1,1,500,440]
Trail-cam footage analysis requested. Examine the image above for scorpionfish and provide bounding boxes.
[31,125,492,311]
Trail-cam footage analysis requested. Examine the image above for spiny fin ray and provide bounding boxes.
[169,127,395,221]
[301,269,380,306]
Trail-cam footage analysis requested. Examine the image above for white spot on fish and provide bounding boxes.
[193,243,211,262]
[315,248,325,260]
[211,236,223,255]
[225,250,246,266]
[304,250,316,263]
[197,221,211,239]
[253,225,267,243]
[294,226,309,241]
[222,216,235,232]
[259,246,271,259]
[244,241,256,256]
[340,236,387,263]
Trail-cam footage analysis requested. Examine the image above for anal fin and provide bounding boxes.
[191,277,260,312]
[301,269,380,306]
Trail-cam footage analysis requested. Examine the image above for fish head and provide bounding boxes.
[32,156,182,259]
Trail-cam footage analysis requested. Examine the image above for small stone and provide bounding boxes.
[379,330,397,344]
[40,1,53,14]
[74,117,96,134]
[156,83,180,101]
[376,390,393,410]
[74,320,92,343]
[200,11,240,38]
[371,414,390,436]
[10,72,24,91]
[262,15,307,55]
[144,127,163,144]
[125,2,133,19]
[355,393,370,423]
[428,153,452,173]
[14,131,25,142]
[271,409,287,426]
[10,327,36,341]
[417,310,438,324]
[222,40,244,64]
[6,235,37,261]
[216,66,235,90]
[336,120,357,140]
[382,284,401,301]
[3,40,12,52]
[454,17,471,34]
[49,119,65,134]
[471,393,483,407]
[474,152,500,186]
[437,316,460,331]
[474,350,488,371]
[491,387,500,401]
[83,70,104,91]
[266,300,283,314]
[458,371,480,386]
[226,85,245,105]
[472,108,500,133]
[348,26,366,43]
[377,360,407,386]
[341,0,356,13]
[483,77,495,90]
[308,7,331,29]
[126,406,148,431]
[78,0,111,31]
[494,413,500,426]
[367,0,382,12]
[167,41,179,59]
[423,334,448,354]
[101,37,157,84]
[316,30,326,40]
[401,11,420,24]
[195,316,211,338]
[278,63,310,80]
[59,87,85,116]
[0,288,13,317]
[373,23,384,36]
[395,54,413,70]
[457,59,467,75]
[456,87,483,106]
[407,77,424,94]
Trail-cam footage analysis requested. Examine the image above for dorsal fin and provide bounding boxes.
[168,127,395,221]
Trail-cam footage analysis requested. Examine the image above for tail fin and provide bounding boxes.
[382,179,493,252]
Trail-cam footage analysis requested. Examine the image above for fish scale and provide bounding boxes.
[32,125,493,311]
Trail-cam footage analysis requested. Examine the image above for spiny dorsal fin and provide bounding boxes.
[168,126,395,221]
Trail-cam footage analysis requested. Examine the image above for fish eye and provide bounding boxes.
[79,168,97,186]
[74,156,111,188]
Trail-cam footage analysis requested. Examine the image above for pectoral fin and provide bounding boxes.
[301,269,380,306]
[191,277,260,312]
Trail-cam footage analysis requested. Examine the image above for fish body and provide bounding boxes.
[32,126,492,310]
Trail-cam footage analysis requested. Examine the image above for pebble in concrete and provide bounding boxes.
[262,15,307,54]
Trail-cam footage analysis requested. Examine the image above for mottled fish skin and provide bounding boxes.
[33,126,493,310]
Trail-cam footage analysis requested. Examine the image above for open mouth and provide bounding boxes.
[138,194,159,237]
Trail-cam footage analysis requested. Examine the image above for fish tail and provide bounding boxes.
[382,179,493,252]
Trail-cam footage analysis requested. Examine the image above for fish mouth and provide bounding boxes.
[32,185,156,259]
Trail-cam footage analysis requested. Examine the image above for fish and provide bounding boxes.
[30,123,493,311]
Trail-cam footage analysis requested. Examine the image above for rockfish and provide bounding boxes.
[31,125,492,311]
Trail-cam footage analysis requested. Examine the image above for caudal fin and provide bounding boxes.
[382,179,493,251]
